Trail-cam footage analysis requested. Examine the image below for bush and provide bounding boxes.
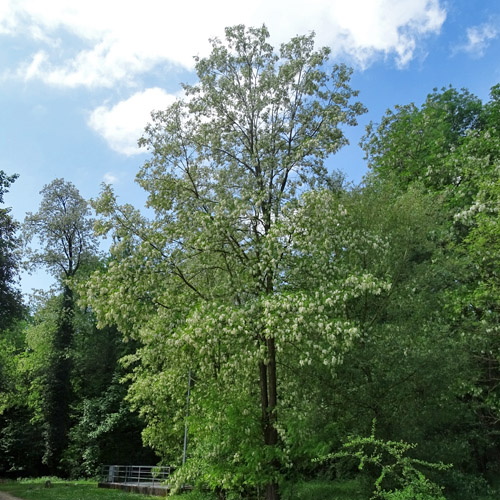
[319,421,450,500]
[381,473,446,500]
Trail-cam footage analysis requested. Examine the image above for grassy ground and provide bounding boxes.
[0,478,159,500]
[0,478,366,500]
[282,479,365,499]
[0,479,215,500]
[4,476,500,500]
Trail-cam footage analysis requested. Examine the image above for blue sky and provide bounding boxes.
[0,0,499,296]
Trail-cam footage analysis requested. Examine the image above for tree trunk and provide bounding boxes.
[259,337,279,500]
[265,483,279,500]
[44,285,74,475]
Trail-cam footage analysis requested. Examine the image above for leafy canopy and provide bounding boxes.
[87,25,367,497]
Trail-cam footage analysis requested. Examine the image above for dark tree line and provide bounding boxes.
[0,178,155,478]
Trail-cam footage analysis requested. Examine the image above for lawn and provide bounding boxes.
[0,478,158,500]
[0,478,366,500]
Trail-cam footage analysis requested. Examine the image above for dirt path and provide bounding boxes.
[0,491,23,500]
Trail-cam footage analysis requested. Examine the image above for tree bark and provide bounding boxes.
[44,285,74,475]
[259,337,279,500]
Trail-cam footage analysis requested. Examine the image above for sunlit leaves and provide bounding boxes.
[23,178,98,280]
[85,25,368,494]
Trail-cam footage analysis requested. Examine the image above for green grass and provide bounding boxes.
[6,476,500,500]
[0,478,159,500]
[0,478,366,500]
[283,479,366,500]
[0,478,217,500]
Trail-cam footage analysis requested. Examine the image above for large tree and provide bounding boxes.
[86,25,366,499]
[23,178,98,474]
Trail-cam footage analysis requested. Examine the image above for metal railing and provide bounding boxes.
[101,465,171,486]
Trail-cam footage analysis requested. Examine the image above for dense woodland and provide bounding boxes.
[1,26,500,500]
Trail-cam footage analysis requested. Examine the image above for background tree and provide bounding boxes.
[361,86,483,192]
[0,171,23,331]
[360,84,500,495]
[0,168,24,444]
[0,171,32,477]
[86,24,365,499]
[62,299,157,477]
[23,178,98,474]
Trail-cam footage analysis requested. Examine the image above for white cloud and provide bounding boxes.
[1,0,446,87]
[460,22,499,57]
[88,87,178,155]
[277,0,446,69]
[23,50,47,80]
[103,172,119,184]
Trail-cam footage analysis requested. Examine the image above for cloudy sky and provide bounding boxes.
[0,0,499,295]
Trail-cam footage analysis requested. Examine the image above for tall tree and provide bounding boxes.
[86,25,366,499]
[23,178,97,474]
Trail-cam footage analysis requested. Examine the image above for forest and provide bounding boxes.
[1,25,500,500]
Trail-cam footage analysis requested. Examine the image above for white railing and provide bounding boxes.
[101,465,171,486]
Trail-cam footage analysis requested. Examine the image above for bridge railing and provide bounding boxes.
[100,465,172,486]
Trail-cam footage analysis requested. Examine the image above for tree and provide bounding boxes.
[24,178,97,280]
[23,178,98,474]
[361,86,483,192]
[86,25,366,499]
[0,171,29,477]
[359,84,500,489]
[63,305,157,477]
[0,171,23,331]
[0,171,18,204]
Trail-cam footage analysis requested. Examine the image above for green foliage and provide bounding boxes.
[380,477,445,500]
[361,86,483,191]
[23,178,98,280]
[86,24,366,498]
[171,491,218,500]
[322,423,450,500]
[358,83,500,482]
[0,406,44,477]
[2,282,155,479]
[63,370,156,477]
[443,471,492,500]
[0,171,24,331]
[3,177,152,477]
[0,170,19,204]
[19,180,104,475]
